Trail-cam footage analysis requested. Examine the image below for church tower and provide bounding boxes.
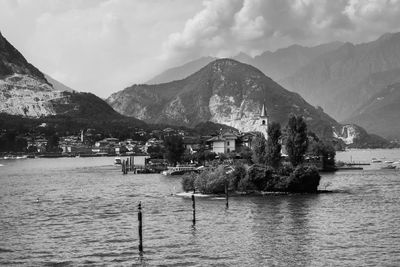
[259,103,269,140]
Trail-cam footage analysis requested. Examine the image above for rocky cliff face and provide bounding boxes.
[0,74,64,117]
[0,31,131,122]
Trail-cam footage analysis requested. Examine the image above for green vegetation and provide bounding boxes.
[285,115,308,167]
[266,122,282,169]
[182,114,323,194]
[164,135,185,166]
[251,132,268,165]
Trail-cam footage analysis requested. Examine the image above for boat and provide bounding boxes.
[381,165,396,169]
[371,158,382,163]
[114,157,122,165]
[336,166,363,170]
[384,160,394,164]
[162,165,199,175]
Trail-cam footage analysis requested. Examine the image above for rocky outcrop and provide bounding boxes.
[0,74,64,117]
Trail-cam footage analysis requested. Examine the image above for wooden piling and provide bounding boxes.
[192,194,196,225]
[138,201,143,252]
[225,181,229,209]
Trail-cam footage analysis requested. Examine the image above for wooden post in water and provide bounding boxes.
[138,201,143,252]
[122,160,125,174]
[225,181,229,209]
[192,194,196,225]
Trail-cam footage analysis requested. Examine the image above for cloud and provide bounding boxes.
[0,0,202,97]
[163,0,400,64]
[1,0,400,98]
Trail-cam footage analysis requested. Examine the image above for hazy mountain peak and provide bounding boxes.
[377,31,400,42]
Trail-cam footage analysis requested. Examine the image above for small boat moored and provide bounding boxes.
[114,157,122,165]
[371,158,382,163]
[381,165,396,169]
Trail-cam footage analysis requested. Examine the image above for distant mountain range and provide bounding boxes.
[145,32,400,140]
[281,33,400,121]
[344,82,400,140]
[0,29,395,146]
[107,58,388,147]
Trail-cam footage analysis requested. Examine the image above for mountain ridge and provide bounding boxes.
[108,58,361,142]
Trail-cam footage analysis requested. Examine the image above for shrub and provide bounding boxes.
[276,163,294,176]
[246,164,273,191]
[229,162,247,190]
[264,174,290,192]
[287,165,320,193]
[181,173,196,192]
[194,166,227,194]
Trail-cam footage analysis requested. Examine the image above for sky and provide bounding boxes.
[1,0,400,98]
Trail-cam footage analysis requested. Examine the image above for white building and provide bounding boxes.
[207,132,238,154]
[258,103,269,140]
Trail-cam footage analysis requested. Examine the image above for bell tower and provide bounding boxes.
[259,103,269,140]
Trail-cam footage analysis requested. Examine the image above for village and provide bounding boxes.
[1,104,330,175]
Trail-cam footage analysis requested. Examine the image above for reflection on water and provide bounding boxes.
[0,156,400,266]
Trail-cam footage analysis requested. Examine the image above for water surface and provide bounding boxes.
[1,153,400,266]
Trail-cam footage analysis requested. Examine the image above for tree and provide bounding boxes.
[46,135,60,152]
[266,122,282,169]
[164,135,185,166]
[238,146,253,164]
[310,141,336,170]
[285,115,308,167]
[251,132,268,165]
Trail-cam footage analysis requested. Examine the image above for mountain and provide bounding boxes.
[281,32,400,121]
[147,42,342,85]
[0,31,145,128]
[245,42,343,80]
[344,83,400,140]
[147,56,216,84]
[108,58,386,148]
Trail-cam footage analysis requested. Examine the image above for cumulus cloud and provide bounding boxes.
[1,0,400,97]
[0,0,202,97]
[163,0,400,64]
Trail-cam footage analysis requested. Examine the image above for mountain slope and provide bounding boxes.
[0,32,46,81]
[344,83,400,140]
[108,59,340,138]
[147,56,216,84]
[249,42,343,80]
[147,42,342,85]
[0,31,145,127]
[281,32,400,121]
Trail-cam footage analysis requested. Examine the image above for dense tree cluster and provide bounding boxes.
[164,135,185,166]
[285,115,308,167]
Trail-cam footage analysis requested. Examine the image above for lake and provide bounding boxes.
[1,150,400,266]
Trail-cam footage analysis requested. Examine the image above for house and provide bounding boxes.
[207,131,239,154]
